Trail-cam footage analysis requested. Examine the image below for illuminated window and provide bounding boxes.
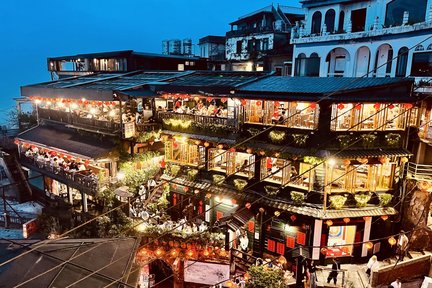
[164,140,204,166]
[209,149,255,178]
[327,225,356,257]
[260,157,291,185]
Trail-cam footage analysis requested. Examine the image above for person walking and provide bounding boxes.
[327,258,340,285]
[366,255,379,278]
[397,230,409,261]
[390,278,402,288]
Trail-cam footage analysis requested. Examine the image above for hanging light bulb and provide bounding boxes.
[388,237,397,246]
[365,241,374,249]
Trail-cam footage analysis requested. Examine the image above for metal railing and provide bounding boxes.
[38,108,121,133]
[157,111,234,127]
[20,155,102,195]
[406,162,432,181]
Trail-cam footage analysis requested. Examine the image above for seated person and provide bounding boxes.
[239,159,249,173]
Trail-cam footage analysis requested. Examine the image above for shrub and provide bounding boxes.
[354,194,371,207]
[329,195,347,209]
[268,130,286,144]
[187,169,198,181]
[290,191,305,204]
[378,193,393,207]
[265,185,280,196]
[212,174,225,186]
[170,164,181,176]
[233,179,248,191]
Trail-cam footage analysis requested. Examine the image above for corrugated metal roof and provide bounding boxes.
[16,124,117,159]
[238,76,413,95]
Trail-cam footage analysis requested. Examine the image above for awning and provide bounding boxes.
[16,124,117,159]
[262,199,398,219]
[325,148,412,159]
[227,207,255,231]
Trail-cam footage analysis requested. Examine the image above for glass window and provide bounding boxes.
[261,157,291,185]
[395,47,409,77]
[209,149,255,178]
[338,11,345,33]
[311,11,322,34]
[410,52,432,77]
[295,53,320,77]
[351,8,366,32]
[165,140,203,166]
[236,41,242,54]
[385,0,427,27]
[331,103,405,131]
[324,9,336,33]
[245,100,264,124]
[269,101,318,129]
[209,148,227,173]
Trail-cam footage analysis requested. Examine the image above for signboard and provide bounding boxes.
[123,122,136,139]
[23,218,38,239]
[184,261,230,285]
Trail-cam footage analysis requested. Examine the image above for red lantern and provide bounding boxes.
[404,103,413,109]
[337,103,345,110]
[221,97,228,103]
[76,158,81,162]
[255,101,262,106]
[373,103,380,110]
[326,220,333,226]
[274,101,280,107]
[388,104,395,109]
[206,97,213,102]
[309,102,317,109]
[67,155,72,160]
[365,242,373,249]
[14,139,19,145]
[342,159,351,166]
[291,101,297,108]
[84,160,90,165]
[343,217,350,224]
[240,99,247,106]
[183,187,189,192]
[381,215,389,221]
[172,184,177,189]
[98,101,103,106]
[229,147,236,152]
[290,215,297,222]
[355,103,362,110]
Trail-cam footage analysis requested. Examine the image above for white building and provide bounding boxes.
[291,0,432,79]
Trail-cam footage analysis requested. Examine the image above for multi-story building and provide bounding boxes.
[17,69,415,270]
[226,5,304,75]
[47,50,207,80]
[198,35,226,71]
[291,0,432,79]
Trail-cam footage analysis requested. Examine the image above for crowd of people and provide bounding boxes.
[169,99,228,118]
[23,146,98,186]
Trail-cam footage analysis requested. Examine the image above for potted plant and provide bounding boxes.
[268,130,286,144]
[337,135,352,149]
[212,174,226,186]
[290,191,305,205]
[233,179,248,191]
[385,133,401,147]
[354,193,371,207]
[265,185,280,196]
[169,164,181,176]
[378,193,393,207]
[360,134,377,148]
[329,195,347,209]
[187,169,198,181]
[291,134,309,147]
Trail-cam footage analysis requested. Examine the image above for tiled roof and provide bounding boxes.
[17,124,117,159]
[162,175,397,220]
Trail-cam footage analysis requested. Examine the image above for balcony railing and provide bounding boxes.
[20,155,103,196]
[406,162,432,181]
[226,26,277,38]
[38,108,121,134]
[157,112,236,127]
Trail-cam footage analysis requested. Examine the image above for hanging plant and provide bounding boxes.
[292,134,309,147]
[268,130,286,144]
[329,195,347,209]
[170,164,181,176]
[247,128,261,137]
[264,185,280,196]
[137,129,162,143]
[233,179,248,191]
[337,135,352,149]
[385,133,401,147]
[290,191,305,205]
[360,134,377,148]
[187,169,198,181]
[303,156,321,165]
[354,193,371,207]
[378,193,393,207]
[212,174,226,186]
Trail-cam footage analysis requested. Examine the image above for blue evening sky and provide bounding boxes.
[0,0,301,121]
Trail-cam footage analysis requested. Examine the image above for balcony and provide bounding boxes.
[291,21,432,44]
[39,108,121,134]
[226,26,278,38]
[157,112,237,136]
[20,155,103,196]
[406,162,432,182]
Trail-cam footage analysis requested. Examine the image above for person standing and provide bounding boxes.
[239,231,249,260]
[397,230,409,261]
[327,258,340,285]
[308,259,318,288]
